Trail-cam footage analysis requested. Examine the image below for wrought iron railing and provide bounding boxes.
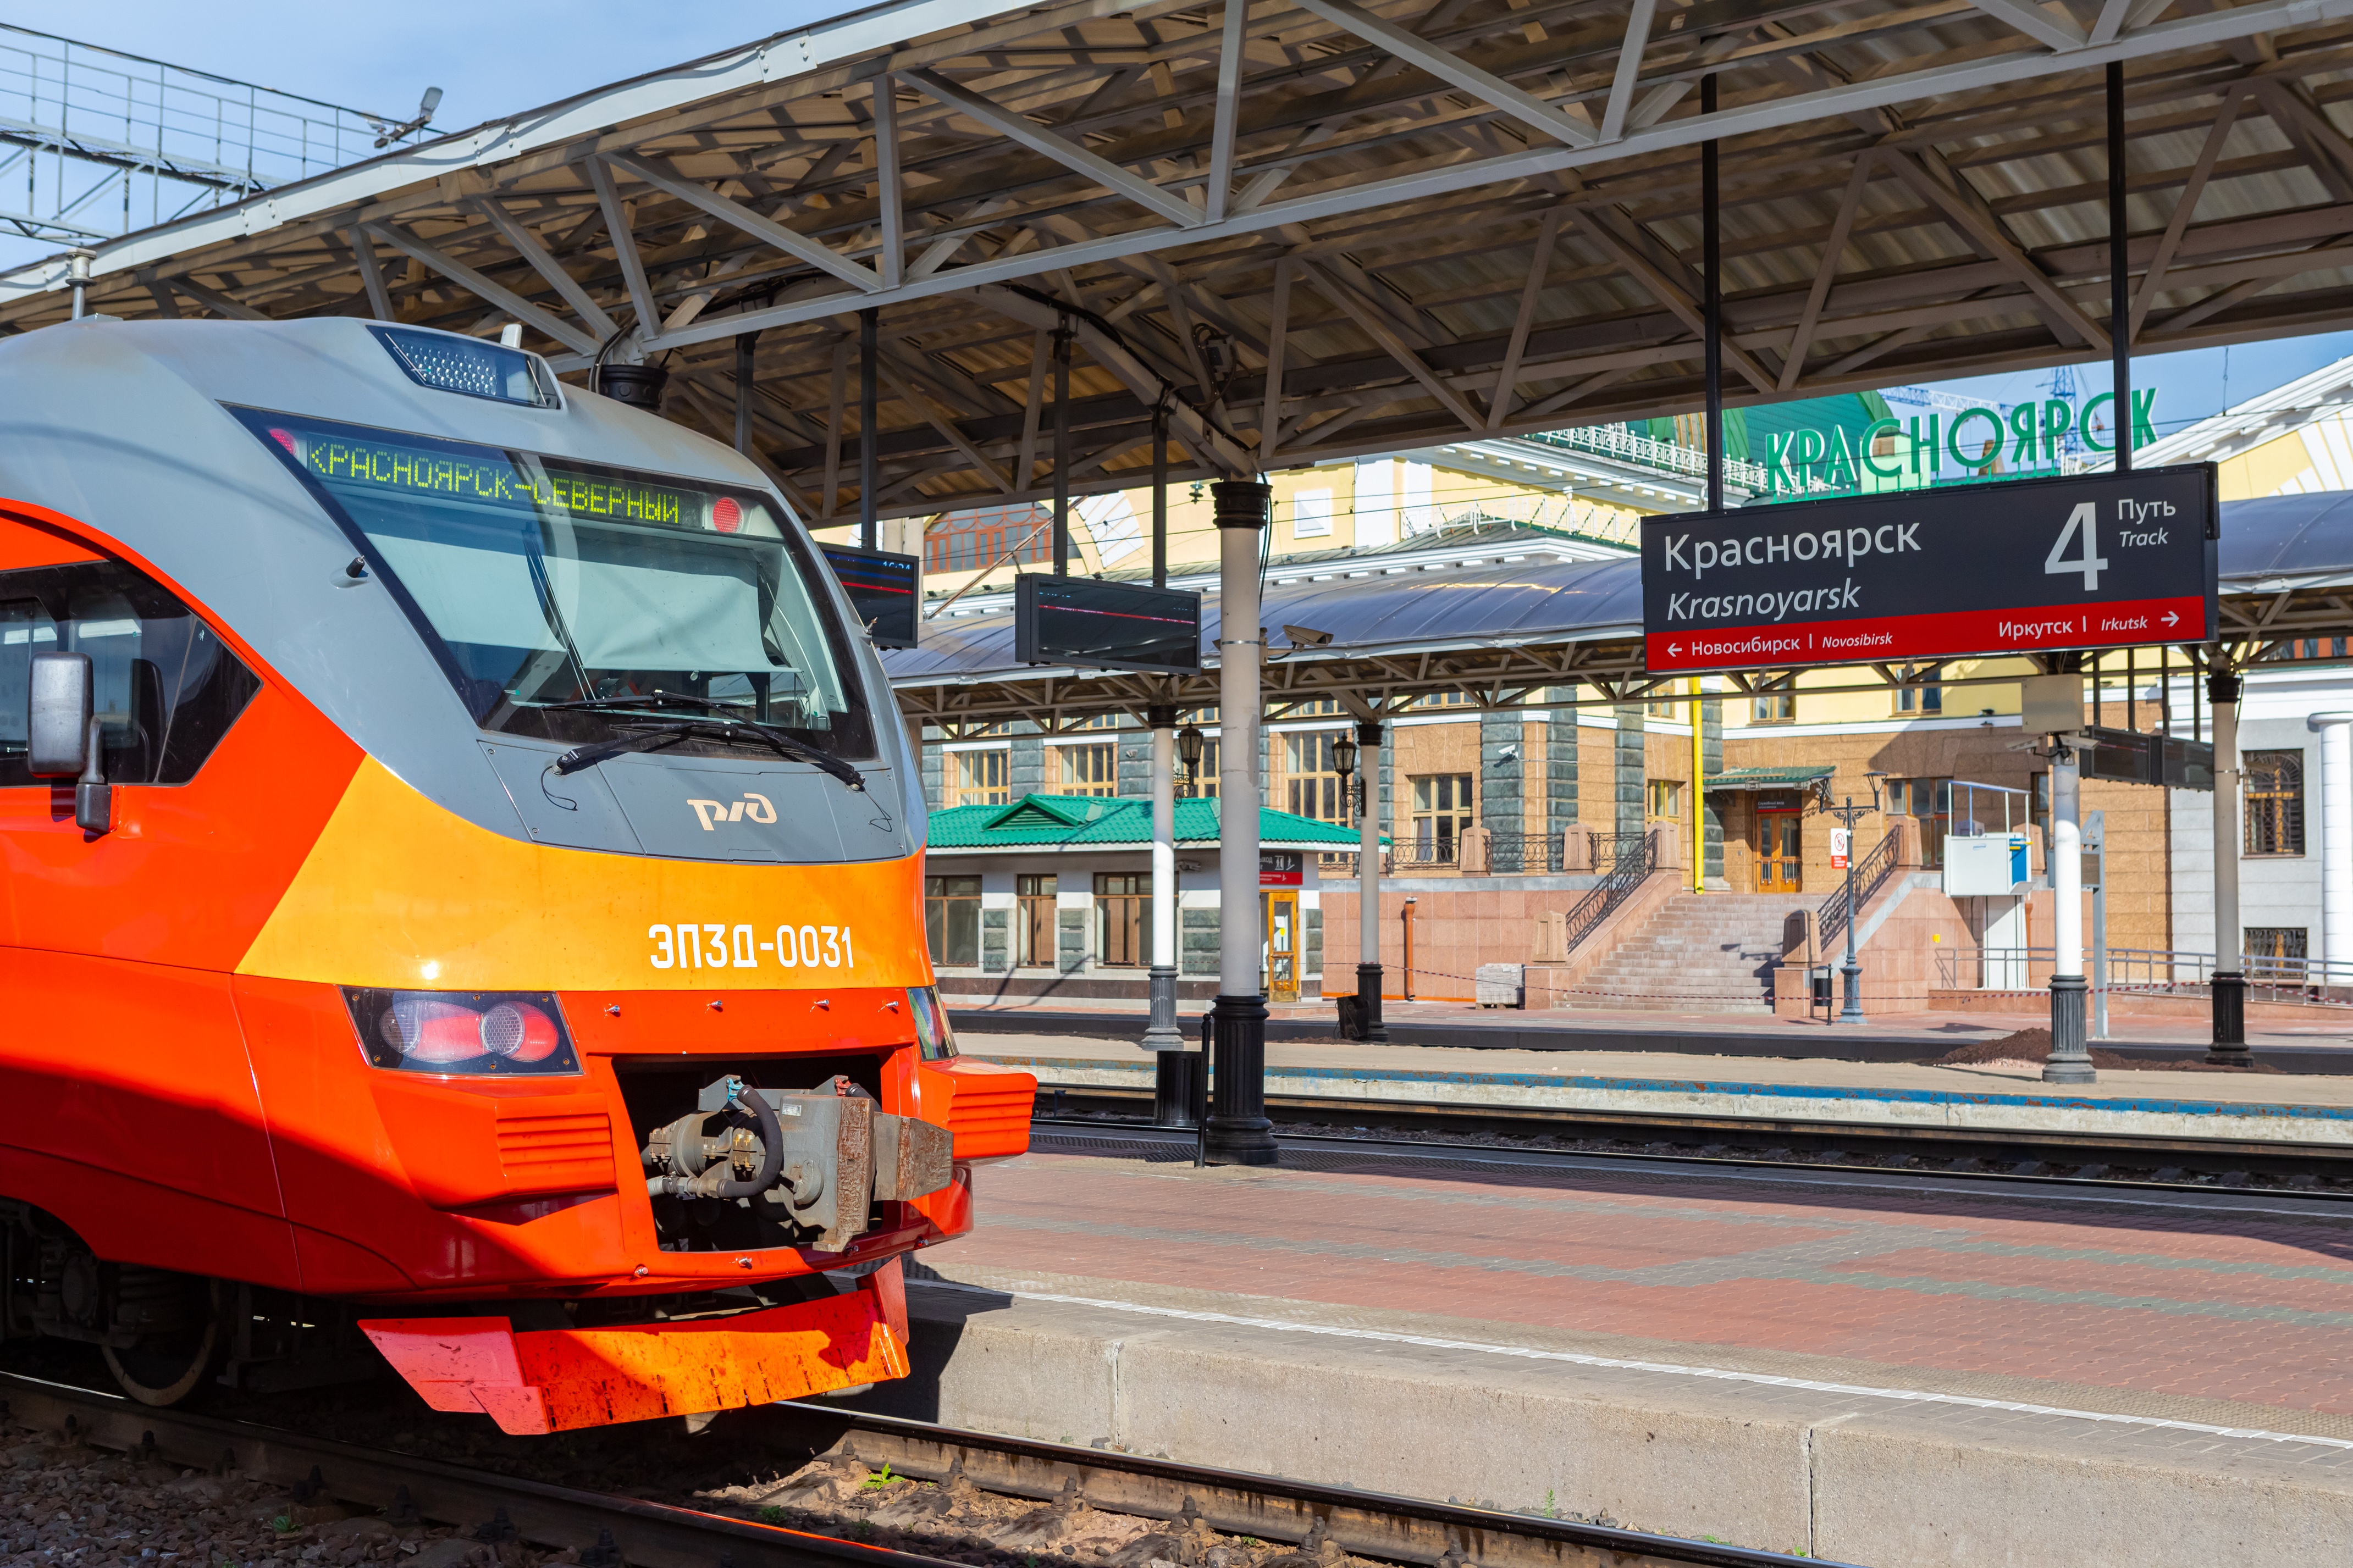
[1557,828,1659,955]
[1818,830,1901,949]
[1936,946,2353,1002]
[1523,424,1774,492]
[1485,833,1566,873]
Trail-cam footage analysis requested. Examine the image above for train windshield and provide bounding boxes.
[239,410,875,760]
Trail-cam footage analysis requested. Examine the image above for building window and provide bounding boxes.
[1894,685,1943,715]
[2245,750,2305,856]
[1016,874,1057,966]
[947,749,1009,807]
[2246,927,2309,967]
[1410,773,1473,862]
[1409,690,1471,710]
[1291,487,1334,539]
[1647,779,1683,818]
[2292,638,2346,659]
[1095,873,1147,966]
[1284,731,1348,823]
[1181,734,1222,797]
[1052,742,1118,795]
[1887,776,1953,868]
[924,875,981,966]
[1753,691,1796,722]
[924,502,1052,574]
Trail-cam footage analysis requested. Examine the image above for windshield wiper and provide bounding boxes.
[541,691,752,717]
[553,714,867,791]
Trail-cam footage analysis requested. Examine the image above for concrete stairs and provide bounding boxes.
[1566,894,1803,1014]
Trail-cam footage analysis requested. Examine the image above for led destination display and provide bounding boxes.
[1015,574,1202,674]
[1639,464,2218,673]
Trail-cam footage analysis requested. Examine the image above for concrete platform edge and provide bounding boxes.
[857,1278,2353,1568]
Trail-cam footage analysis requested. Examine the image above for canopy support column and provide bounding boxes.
[1206,480,1275,1166]
[859,308,879,550]
[1357,720,1388,1041]
[2109,60,2132,476]
[1702,75,1724,515]
[2210,669,2247,1063]
[1052,319,1073,576]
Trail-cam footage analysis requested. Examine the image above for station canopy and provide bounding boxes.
[11,0,2353,530]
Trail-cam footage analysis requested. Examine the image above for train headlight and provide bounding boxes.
[342,989,581,1075]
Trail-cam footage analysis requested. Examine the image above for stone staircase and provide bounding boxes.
[1565,894,1804,1014]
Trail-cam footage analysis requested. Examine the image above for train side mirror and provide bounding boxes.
[27,652,109,835]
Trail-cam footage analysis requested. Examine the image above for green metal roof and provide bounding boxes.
[928,794,1368,851]
[1705,766,1835,791]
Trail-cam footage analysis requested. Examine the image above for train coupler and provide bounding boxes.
[356,1259,909,1434]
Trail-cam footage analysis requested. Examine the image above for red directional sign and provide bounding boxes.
[1640,466,2217,673]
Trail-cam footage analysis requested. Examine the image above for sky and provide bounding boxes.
[1,4,839,133]
[14,5,2353,431]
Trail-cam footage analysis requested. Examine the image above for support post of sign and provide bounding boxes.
[1206,480,1275,1165]
[1052,319,1073,577]
[733,333,756,456]
[1700,74,1724,516]
[2088,809,2109,1040]
[2208,668,2247,1064]
[2046,741,2094,1083]
[1689,678,1704,895]
[1825,780,1881,1024]
[1357,720,1388,1041]
[2108,60,2131,477]
[859,309,879,551]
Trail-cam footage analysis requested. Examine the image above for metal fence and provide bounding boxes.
[0,24,419,262]
[1557,829,1659,956]
[1818,829,1900,949]
[1935,946,2353,1005]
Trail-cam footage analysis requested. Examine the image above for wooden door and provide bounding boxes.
[1263,891,1299,1002]
[1757,813,1803,893]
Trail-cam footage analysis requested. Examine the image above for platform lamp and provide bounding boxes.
[1176,723,1205,799]
[1824,771,1890,1026]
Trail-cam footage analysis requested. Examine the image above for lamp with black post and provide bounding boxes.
[1823,771,1890,1024]
[1329,728,1371,1041]
[1168,721,1211,1131]
[1177,724,1204,798]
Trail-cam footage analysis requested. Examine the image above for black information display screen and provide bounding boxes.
[2080,724,2216,792]
[1639,464,2218,673]
[819,543,920,649]
[1015,574,1202,674]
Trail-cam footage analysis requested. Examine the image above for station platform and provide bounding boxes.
[864,1132,2353,1566]
[958,1029,2353,1150]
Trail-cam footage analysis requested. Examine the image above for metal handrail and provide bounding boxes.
[1485,832,1566,873]
[1526,424,1774,491]
[1557,828,1659,955]
[1818,829,1899,948]
[1934,946,2353,998]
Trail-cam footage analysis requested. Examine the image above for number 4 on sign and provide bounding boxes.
[2045,502,2110,590]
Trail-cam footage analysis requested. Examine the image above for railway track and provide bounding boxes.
[0,1370,1835,1568]
[1029,1087,2353,1194]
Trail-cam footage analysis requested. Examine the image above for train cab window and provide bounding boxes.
[237,409,876,764]
[0,561,261,788]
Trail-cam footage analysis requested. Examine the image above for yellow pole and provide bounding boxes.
[1690,675,1704,895]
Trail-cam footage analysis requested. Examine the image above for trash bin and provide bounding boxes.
[1336,993,1365,1041]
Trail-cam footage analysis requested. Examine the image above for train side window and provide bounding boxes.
[0,598,59,768]
[0,562,260,789]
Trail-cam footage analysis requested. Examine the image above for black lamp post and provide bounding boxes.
[1176,724,1204,799]
[1331,729,1358,810]
[1824,771,1889,1024]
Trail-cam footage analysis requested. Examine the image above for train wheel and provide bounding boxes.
[101,1278,226,1408]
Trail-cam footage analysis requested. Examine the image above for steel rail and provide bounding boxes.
[1029,1093,2353,1187]
[0,1370,1835,1568]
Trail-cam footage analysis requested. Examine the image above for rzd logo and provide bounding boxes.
[688,793,777,830]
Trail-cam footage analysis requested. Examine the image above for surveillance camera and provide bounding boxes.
[1282,624,1334,647]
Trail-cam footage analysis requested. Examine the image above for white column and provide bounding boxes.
[2308,714,2353,984]
[2052,753,2083,982]
[1218,522,1261,997]
[1153,725,1178,973]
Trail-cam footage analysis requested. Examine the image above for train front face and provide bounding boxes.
[0,318,1032,1430]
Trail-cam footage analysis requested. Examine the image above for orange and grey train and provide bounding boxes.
[0,317,1031,1431]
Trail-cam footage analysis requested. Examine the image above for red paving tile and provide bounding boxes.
[955,1152,2353,1413]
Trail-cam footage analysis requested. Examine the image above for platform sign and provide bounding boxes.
[1260,850,1303,886]
[1016,573,1202,674]
[2079,724,2216,791]
[1641,464,2217,672]
[818,542,920,649]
